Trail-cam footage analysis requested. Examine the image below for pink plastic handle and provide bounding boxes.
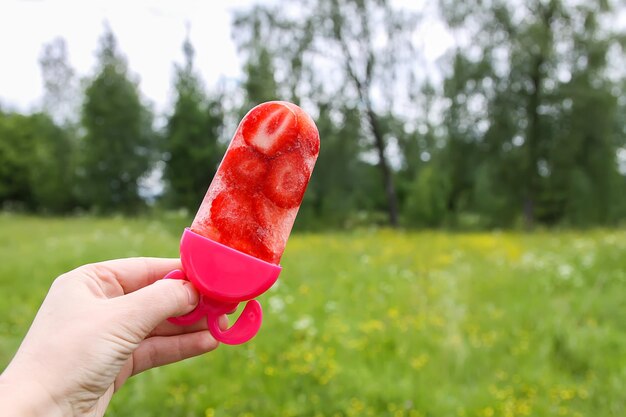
[163,229,281,345]
[207,300,263,345]
[164,269,263,344]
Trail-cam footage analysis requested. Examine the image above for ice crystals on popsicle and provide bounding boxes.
[190,101,320,264]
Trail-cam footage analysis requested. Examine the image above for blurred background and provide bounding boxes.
[1,0,625,416]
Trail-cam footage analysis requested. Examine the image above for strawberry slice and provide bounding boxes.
[284,102,320,157]
[210,190,273,262]
[224,228,275,263]
[253,197,288,263]
[210,189,255,235]
[191,221,221,243]
[254,196,283,230]
[220,146,269,191]
[263,150,311,209]
[241,102,299,156]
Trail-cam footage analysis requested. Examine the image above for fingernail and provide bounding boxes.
[183,282,199,305]
[218,314,229,331]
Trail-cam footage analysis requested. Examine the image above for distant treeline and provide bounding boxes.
[1,0,625,229]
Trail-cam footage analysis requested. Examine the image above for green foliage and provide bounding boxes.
[163,37,224,213]
[555,70,619,225]
[1,2,625,228]
[234,5,393,229]
[233,5,287,107]
[234,0,420,227]
[39,37,78,126]
[471,163,516,227]
[0,112,76,212]
[0,113,33,207]
[438,0,625,228]
[243,46,279,106]
[78,27,155,213]
[297,104,385,229]
[403,165,450,227]
[1,216,625,416]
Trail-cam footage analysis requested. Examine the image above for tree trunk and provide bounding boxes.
[524,58,542,229]
[367,108,399,227]
[524,4,554,229]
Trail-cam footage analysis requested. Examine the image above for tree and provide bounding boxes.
[234,0,421,227]
[39,37,79,126]
[439,0,625,227]
[0,112,75,212]
[404,165,451,227]
[300,102,386,228]
[79,25,155,213]
[233,4,311,105]
[163,33,224,213]
[0,112,36,209]
[242,39,279,106]
[238,18,280,120]
[243,46,279,106]
[440,53,491,222]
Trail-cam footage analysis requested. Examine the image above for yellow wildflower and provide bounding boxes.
[410,353,429,370]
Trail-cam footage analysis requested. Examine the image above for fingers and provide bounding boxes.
[81,257,182,294]
[113,279,200,336]
[218,314,229,331]
[149,319,209,337]
[131,331,219,376]
[150,314,229,337]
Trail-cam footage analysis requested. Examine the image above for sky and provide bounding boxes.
[0,0,453,115]
[0,0,257,113]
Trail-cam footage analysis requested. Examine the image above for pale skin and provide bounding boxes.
[0,257,227,417]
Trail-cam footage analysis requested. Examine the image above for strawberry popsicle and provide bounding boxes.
[190,101,320,264]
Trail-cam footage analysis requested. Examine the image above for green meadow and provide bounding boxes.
[0,214,624,417]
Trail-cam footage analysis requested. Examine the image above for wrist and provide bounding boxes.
[0,372,68,417]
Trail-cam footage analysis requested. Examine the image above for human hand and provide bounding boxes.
[0,257,224,417]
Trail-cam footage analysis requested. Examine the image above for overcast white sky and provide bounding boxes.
[0,0,259,113]
[0,0,453,115]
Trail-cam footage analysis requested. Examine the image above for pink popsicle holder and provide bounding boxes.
[164,228,281,345]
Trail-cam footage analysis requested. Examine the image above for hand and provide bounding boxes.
[0,257,224,417]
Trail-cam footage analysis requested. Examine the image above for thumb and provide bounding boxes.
[115,279,200,336]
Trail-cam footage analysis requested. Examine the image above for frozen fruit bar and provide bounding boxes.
[190,101,320,264]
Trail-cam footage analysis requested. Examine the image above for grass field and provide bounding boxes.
[1,214,625,417]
